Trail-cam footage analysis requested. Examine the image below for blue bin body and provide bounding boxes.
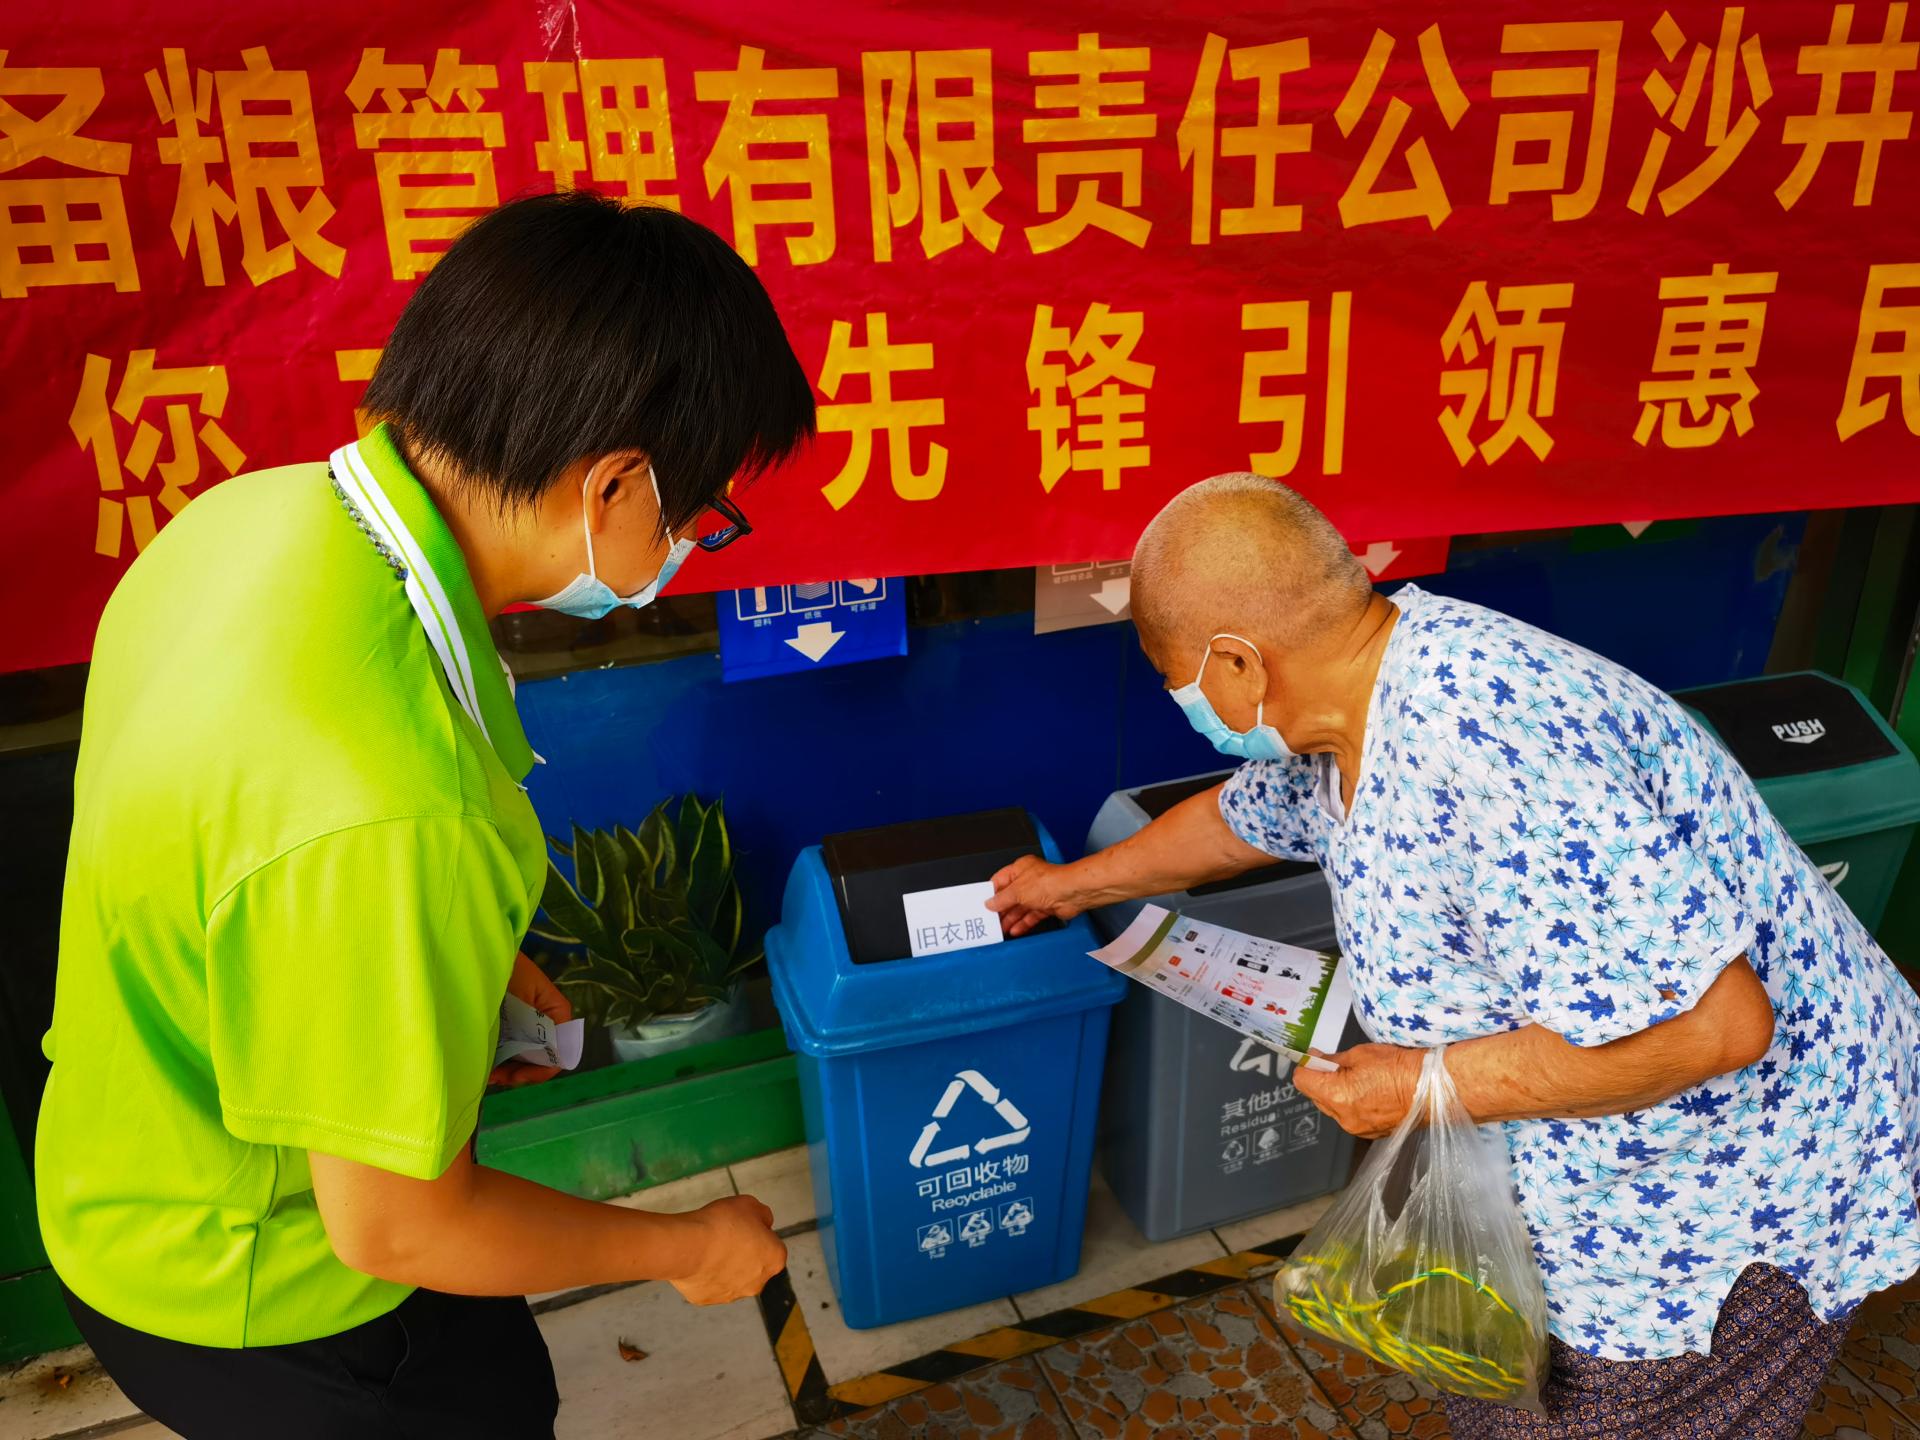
[767,818,1124,1329]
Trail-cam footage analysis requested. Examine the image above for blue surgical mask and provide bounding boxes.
[533,467,694,620]
[1169,632,1297,761]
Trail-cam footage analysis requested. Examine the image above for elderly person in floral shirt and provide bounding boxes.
[991,473,1920,1439]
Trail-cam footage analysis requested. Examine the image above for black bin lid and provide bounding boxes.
[1678,672,1897,780]
[822,807,1058,964]
[1130,771,1319,897]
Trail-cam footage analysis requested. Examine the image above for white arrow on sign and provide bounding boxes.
[1358,541,1402,578]
[1091,575,1131,614]
[1621,521,1653,538]
[784,621,844,663]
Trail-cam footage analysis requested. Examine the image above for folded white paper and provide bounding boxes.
[901,880,1005,958]
[495,992,585,1071]
[1088,904,1349,1072]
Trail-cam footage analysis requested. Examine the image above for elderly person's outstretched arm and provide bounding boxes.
[989,780,1271,937]
[988,784,1776,1136]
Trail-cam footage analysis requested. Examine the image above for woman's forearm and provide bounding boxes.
[1444,1022,1718,1123]
[1068,786,1276,906]
[1444,957,1775,1124]
[313,1148,710,1295]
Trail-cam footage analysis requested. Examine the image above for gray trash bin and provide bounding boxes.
[1087,770,1359,1242]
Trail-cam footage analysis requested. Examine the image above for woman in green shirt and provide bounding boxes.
[37,192,815,1438]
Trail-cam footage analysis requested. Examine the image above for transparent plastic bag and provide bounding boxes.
[1275,1046,1549,1413]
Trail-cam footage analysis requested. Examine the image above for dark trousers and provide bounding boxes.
[63,1282,559,1440]
[1441,1264,1852,1440]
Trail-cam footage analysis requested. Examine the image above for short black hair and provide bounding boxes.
[362,191,815,531]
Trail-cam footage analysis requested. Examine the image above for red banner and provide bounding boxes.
[5,2,1919,671]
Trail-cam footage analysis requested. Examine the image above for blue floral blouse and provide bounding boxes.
[1219,584,1920,1360]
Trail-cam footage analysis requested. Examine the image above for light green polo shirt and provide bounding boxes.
[36,423,547,1348]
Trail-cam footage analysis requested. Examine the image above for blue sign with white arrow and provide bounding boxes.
[717,578,907,682]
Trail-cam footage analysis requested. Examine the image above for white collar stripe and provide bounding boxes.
[331,442,492,744]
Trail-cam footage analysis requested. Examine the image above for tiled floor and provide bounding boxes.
[1010,1176,1227,1318]
[786,1225,1027,1382]
[540,1283,792,1440]
[5,1147,1918,1440]
[813,1279,1920,1440]
[1036,1286,1348,1439]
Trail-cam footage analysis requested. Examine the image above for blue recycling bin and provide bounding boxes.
[767,808,1125,1329]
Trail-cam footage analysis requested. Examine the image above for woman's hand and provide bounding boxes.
[986,855,1088,937]
[1292,1043,1423,1139]
[670,1195,787,1306]
[489,951,574,1088]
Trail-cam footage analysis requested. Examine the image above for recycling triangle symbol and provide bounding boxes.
[908,1069,1031,1168]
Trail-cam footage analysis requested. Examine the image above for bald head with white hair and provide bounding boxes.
[1131,473,1372,664]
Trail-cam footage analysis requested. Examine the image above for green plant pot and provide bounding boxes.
[607,987,750,1064]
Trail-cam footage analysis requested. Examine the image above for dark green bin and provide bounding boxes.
[1676,671,1920,936]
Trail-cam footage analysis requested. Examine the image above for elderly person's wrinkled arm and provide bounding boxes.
[988,782,1275,937]
[1294,955,1777,1139]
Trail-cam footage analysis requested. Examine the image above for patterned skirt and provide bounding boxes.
[1442,1264,1852,1440]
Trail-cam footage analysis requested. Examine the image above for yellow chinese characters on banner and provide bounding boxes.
[1025,34,1156,253]
[1838,262,1920,438]
[1630,8,1773,216]
[1440,281,1575,464]
[1178,33,1312,244]
[347,48,504,281]
[815,312,948,510]
[1027,301,1154,490]
[524,57,680,205]
[1635,262,1779,448]
[1488,22,1622,222]
[698,47,838,267]
[146,46,344,286]
[335,348,382,436]
[1776,2,1916,208]
[862,49,1003,262]
[1333,26,1469,229]
[6,0,1920,659]
[0,54,139,298]
[69,350,245,558]
[1240,294,1351,477]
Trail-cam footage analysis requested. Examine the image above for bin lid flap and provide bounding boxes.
[823,807,1062,965]
[1678,673,1898,779]
[1677,672,1920,844]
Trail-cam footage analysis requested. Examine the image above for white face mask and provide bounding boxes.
[532,466,694,620]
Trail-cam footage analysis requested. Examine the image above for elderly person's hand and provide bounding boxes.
[987,854,1090,937]
[1292,1043,1424,1139]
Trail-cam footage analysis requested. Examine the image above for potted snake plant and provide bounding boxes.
[530,794,758,1062]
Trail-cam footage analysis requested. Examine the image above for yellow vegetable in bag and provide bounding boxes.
[1276,1046,1549,1412]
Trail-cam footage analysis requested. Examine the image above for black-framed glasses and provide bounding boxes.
[695,492,753,552]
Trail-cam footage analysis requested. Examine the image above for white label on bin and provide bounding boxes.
[901,881,1004,958]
